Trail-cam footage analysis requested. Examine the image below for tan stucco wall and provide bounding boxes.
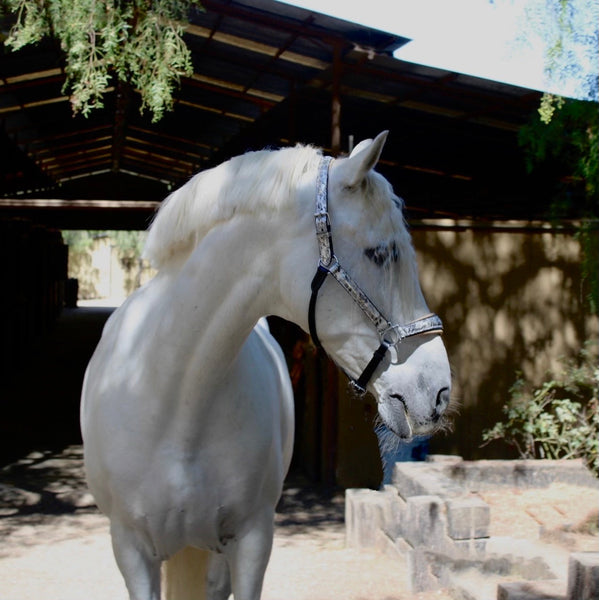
[335,220,598,487]
[414,220,597,459]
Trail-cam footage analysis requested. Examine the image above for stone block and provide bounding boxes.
[446,496,490,540]
[567,552,599,600]
[497,580,566,600]
[406,547,438,593]
[453,537,487,557]
[345,488,396,549]
[403,495,446,548]
[392,462,464,499]
[379,484,406,539]
[426,454,464,464]
[374,528,402,559]
[393,535,413,556]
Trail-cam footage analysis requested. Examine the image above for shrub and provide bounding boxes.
[482,343,598,475]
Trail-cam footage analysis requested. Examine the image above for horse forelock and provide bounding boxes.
[143,144,322,269]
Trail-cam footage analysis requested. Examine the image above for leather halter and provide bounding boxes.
[308,155,443,395]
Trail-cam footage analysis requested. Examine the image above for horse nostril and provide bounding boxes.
[434,387,450,418]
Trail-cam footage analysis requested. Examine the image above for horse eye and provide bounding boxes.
[364,241,399,267]
[364,245,389,267]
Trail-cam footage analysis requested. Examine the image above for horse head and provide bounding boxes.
[282,131,452,440]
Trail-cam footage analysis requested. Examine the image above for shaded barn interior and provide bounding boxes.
[2,0,564,227]
[1,0,592,485]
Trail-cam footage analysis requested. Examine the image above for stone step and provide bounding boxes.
[495,553,599,600]
[446,568,499,600]
[497,580,567,600]
[441,550,599,600]
[567,552,599,600]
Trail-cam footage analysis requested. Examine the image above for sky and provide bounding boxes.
[282,0,599,100]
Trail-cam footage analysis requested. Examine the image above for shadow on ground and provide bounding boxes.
[0,445,345,543]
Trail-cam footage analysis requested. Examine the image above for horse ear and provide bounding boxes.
[349,138,373,157]
[339,130,388,188]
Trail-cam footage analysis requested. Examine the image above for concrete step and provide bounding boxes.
[493,553,599,600]
[567,552,599,600]
[497,580,567,600]
[446,568,499,600]
[442,546,596,600]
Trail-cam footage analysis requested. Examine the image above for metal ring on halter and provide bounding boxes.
[380,324,402,347]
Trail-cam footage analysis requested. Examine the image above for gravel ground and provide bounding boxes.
[0,446,452,600]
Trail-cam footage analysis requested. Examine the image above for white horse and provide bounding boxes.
[80,131,452,600]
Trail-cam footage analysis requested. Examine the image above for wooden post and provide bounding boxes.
[322,357,339,485]
[331,42,342,155]
[111,81,132,173]
[288,81,297,145]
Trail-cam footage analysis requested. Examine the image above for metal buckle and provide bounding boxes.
[325,257,340,274]
[348,379,367,396]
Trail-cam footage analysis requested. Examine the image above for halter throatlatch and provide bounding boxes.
[308,155,444,395]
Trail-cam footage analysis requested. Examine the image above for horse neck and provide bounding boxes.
[152,215,286,385]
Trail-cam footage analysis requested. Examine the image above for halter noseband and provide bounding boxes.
[308,155,443,395]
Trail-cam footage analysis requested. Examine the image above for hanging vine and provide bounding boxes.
[2,0,202,121]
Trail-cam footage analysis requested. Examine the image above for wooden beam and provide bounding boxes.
[0,198,160,210]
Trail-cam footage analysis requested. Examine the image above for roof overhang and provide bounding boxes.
[1,0,554,228]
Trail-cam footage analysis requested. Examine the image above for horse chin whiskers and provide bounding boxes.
[375,426,399,461]
[430,396,460,436]
[374,416,408,457]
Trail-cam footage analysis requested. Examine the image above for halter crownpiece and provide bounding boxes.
[308,155,444,395]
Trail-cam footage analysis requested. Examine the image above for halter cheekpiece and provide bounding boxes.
[308,155,443,395]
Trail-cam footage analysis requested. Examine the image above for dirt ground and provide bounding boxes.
[0,445,452,600]
[1,446,598,600]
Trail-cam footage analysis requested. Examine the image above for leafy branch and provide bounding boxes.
[2,0,202,121]
[518,98,599,313]
[482,343,599,475]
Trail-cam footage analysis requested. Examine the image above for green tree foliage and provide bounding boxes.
[484,2,599,475]
[519,99,598,205]
[2,0,202,121]
[63,230,150,294]
[519,99,599,313]
[62,230,146,255]
[515,0,598,102]
[482,344,599,476]
[514,0,598,312]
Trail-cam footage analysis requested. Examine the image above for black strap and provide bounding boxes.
[308,266,328,350]
[309,264,391,395]
[350,342,390,395]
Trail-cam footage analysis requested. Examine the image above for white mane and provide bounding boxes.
[144,144,322,269]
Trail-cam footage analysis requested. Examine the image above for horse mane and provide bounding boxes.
[143,144,322,269]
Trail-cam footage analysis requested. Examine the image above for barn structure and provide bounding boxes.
[1,0,596,486]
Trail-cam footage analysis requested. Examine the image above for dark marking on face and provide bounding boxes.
[364,241,399,267]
